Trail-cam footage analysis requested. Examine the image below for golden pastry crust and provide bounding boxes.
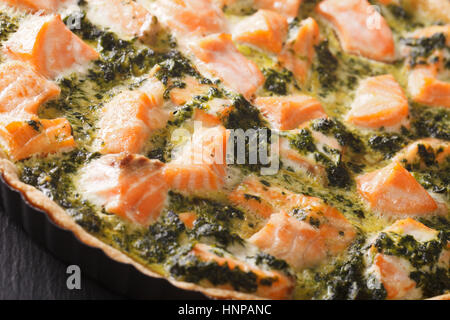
[427,293,450,300]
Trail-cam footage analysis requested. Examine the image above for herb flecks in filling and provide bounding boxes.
[2,0,449,301]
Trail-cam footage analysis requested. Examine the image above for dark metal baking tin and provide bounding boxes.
[0,175,206,300]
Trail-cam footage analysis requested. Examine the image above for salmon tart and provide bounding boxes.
[0,0,449,300]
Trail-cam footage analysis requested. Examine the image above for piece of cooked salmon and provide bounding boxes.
[4,14,99,78]
[356,161,441,217]
[164,124,228,194]
[229,176,289,218]
[316,0,396,62]
[278,123,343,178]
[0,0,65,13]
[185,243,295,299]
[403,26,450,108]
[86,0,159,43]
[408,64,450,109]
[392,138,450,168]
[254,0,302,18]
[367,218,448,300]
[254,95,327,130]
[0,61,60,117]
[278,17,321,83]
[168,76,212,106]
[406,25,450,46]
[233,9,288,54]
[150,0,227,38]
[346,74,410,131]
[372,254,419,300]
[249,210,356,270]
[78,153,168,226]
[178,211,198,229]
[229,176,349,225]
[0,118,75,160]
[190,33,265,99]
[191,108,223,127]
[95,87,169,155]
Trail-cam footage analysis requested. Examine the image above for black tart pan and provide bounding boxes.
[0,175,206,300]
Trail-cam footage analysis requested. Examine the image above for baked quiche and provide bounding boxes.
[0,0,449,300]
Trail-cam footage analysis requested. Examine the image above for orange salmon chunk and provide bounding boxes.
[0,61,60,117]
[384,218,440,240]
[4,14,99,78]
[0,118,75,160]
[168,76,212,106]
[408,66,450,109]
[181,244,295,299]
[0,0,65,13]
[356,162,440,217]
[408,53,450,108]
[233,9,288,54]
[372,254,419,300]
[316,0,396,62]
[367,218,448,299]
[178,212,198,229]
[164,125,228,194]
[249,210,355,270]
[279,17,320,83]
[392,138,450,167]
[278,122,343,179]
[346,75,410,131]
[377,0,397,4]
[229,176,354,249]
[404,26,450,108]
[78,154,169,226]
[279,136,327,177]
[86,0,159,42]
[254,0,302,18]
[190,34,264,99]
[191,108,223,127]
[151,0,227,37]
[408,25,450,42]
[95,88,168,155]
[229,177,290,218]
[254,95,327,130]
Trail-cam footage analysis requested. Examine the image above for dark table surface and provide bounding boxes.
[0,206,122,300]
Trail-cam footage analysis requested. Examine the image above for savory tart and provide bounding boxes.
[0,0,449,300]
